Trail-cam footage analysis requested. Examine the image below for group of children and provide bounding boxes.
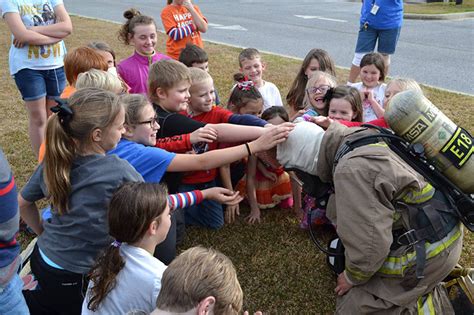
[3,2,429,314]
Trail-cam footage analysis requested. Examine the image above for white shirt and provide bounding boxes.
[258,81,283,111]
[351,82,387,122]
[82,244,167,315]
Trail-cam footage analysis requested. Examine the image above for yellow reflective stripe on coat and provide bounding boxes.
[401,183,435,204]
[417,291,435,314]
[345,266,372,282]
[378,224,461,276]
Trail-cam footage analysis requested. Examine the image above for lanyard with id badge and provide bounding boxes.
[370,0,380,15]
[363,0,379,30]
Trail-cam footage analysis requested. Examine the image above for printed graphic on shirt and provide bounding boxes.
[173,12,198,38]
[20,2,61,60]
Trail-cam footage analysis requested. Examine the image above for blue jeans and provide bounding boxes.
[178,181,224,229]
[0,274,30,315]
[13,67,66,101]
[355,25,401,55]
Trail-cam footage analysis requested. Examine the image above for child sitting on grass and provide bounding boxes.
[238,48,283,111]
[226,75,293,224]
[179,68,269,229]
[149,60,286,192]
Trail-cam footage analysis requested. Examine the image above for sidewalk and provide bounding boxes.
[404,11,474,20]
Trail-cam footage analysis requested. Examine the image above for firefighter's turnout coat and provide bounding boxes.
[317,123,463,314]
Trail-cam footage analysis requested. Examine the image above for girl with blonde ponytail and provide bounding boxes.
[19,87,143,314]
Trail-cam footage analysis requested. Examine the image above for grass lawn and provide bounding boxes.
[1,15,472,314]
[405,0,474,14]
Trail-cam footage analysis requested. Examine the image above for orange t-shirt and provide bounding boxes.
[60,85,76,99]
[161,4,207,60]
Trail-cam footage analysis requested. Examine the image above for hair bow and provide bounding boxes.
[111,240,122,248]
[322,87,335,104]
[50,98,74,133]
[237,80,254,91]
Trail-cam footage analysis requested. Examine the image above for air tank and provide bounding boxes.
[385,90,473,193]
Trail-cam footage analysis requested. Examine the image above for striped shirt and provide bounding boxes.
[168,190,203,211]
[0,148,20,287]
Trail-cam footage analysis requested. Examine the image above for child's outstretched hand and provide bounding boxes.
[202,187,242,205]
[225,204,240,224]
[246,207,261,224]
[308,116,333,129]
[289,109,306,122]
[190,125,218,144]
[250,123,295,153]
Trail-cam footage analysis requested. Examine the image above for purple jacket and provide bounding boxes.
[118,51,170,95]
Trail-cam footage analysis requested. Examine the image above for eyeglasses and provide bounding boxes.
[137,116,158,128]
[306,85,331,94]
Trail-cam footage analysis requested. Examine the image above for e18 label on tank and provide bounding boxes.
[441,127,473,169]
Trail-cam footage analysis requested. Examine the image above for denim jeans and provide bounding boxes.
[178,180,224,229]
[13,67,66,101]
[0,273,30,315]
[355,25,401,55]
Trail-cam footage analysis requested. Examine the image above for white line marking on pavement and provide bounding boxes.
[294,15,347,23]
[207,23,224,27]
[212,25,248,31]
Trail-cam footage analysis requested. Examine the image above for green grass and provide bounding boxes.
[405,0,474,14]
[1,16,472,314]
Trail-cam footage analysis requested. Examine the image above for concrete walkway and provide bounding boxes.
[405,11,474,20]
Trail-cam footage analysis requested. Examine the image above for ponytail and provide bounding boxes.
[86,182,168,311]
[44,88,123,215]
[228,73,262,112]
[87,245,125,312]
[118,8,156,45]
[44,114,75,215]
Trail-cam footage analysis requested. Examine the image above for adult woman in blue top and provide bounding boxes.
[347,0,403,83]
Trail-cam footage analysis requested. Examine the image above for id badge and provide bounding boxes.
[370,4,380,15]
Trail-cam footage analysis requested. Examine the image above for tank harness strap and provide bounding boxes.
[395,198,456,279]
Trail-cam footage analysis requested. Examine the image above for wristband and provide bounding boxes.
[245,143,252,156]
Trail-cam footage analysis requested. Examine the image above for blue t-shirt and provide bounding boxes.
[360,0,403,30]
[108,139,176,183]
[1,0,67,75]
